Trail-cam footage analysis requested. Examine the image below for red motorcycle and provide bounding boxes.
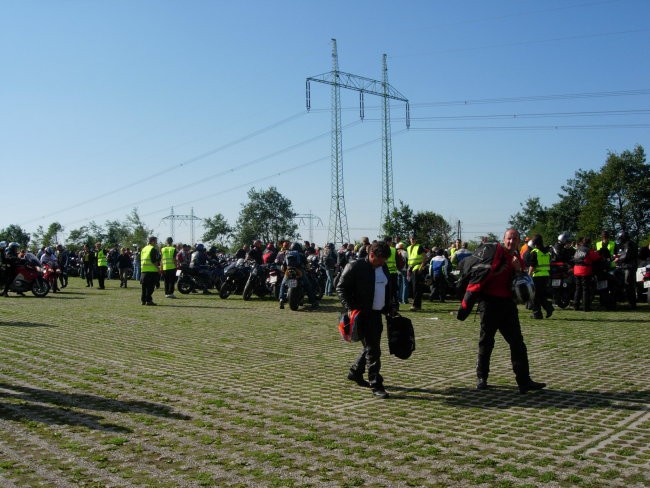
[42,263,61,293]
[7,254,50,297]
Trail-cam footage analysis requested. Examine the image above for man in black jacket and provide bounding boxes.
[337,241,395,399]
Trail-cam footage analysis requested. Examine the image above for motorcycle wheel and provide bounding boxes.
[287,287,301,311]
[555,292,570,309]
[242,280,254,301]
[31,278,50,298]
[219,280,233,299]
[177,277,194,295]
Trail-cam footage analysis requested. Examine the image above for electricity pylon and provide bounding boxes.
[161,207,202,244]
[307,40,408,246]
[295,211,324,244]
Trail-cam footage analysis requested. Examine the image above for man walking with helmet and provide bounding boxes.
[475,229,546,394]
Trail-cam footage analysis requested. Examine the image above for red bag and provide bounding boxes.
[338,309,363,342]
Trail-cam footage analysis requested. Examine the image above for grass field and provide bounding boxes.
[0,278,648,487]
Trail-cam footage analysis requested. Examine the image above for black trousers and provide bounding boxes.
[411,269,425,308]
[350,311,384,389]
[141,272,158,304]
[623,268,637,308]
[84,264,93,286]
[532,276,552,314]
[574,275,592,310]
[97,266,107,289]
[163,269,177,295]
[477,297,530,385]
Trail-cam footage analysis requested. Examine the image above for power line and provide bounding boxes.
[408,124,650,131]
[399,108,650,121]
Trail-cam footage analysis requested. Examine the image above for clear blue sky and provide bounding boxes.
[2,0,649,246]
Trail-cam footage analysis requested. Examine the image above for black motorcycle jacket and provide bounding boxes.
[336,258,392,313]
[617,241,638,269]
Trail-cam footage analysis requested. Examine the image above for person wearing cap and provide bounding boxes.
[140,236,161,305]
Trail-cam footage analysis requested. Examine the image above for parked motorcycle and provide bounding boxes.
[637,259,650,304]
[242,262,278,300]
[285,266,304,311]
[219,259,251,299]
[42,263,61,293]
[177,261,224,295]
[549,261,574,308]
[7,254,49,297]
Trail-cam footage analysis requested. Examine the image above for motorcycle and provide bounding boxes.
[549,261,574,308]
[219,259,251,299]
[6,254,49,297]
[42,263,61,293]
[266,263,282,299]
[242,262,279,300]
[177,260,225,295]
[636,259,650,304]
[285,266,304,311]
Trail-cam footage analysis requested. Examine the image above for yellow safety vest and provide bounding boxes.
[531,248,550,277]
[386,246,397,274]
[140,245,159,273]
[596,241,616,268]
[161,246,176,271]
[97,249,107,267]
[407,244,424,271]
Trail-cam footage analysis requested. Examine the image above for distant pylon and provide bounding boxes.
[161,207,202,243]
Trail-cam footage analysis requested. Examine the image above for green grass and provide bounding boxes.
[0,278,648,487]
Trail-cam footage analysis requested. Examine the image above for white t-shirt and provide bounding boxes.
[373,267,388,311]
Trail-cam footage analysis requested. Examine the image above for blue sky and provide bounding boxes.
[2,0,649,246]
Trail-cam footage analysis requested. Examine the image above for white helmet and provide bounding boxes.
[512,273,535,304]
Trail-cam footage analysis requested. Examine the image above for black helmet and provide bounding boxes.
[6,242,20,257]
[615,230,629,244]
[291,242,302,252]
[512,273,535,304]
[195,243,205,252]
[557,232,571,244]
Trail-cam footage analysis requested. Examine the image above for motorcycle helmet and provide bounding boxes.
[45,247,55,255]
[291,242,302,252]
[6,242,19,258]
[195,243,205,252]
[0,241,6,249]
[615,230,629,244]
[557,233,571,244]
[512,273,535,304]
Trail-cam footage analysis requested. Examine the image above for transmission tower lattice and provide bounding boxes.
[161,207,202,244]
[306,40,409,245]
[295,211,324,244]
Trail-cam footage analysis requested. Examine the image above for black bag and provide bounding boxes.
[386,314,415,360]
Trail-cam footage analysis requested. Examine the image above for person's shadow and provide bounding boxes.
[386,384,649,410]
[0,382,190,432]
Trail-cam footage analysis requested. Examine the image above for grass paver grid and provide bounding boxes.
[0,280,648,487]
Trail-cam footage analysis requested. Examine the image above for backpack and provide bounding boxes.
[456,242,506,321]
[430,258,445,277]
[386,314,415,360]
[285,250,300,268]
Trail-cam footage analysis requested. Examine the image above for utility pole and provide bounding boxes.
[295,211,324,244]
[307,40,409,246]
[380,53,394,233]
[456,220,462,242]
[161,207,202,243]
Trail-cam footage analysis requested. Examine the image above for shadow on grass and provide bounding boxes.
[0,321,56,328]
[386,385,649,410]
[0,382,190,432]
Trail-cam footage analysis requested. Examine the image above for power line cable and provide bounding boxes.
[409,123,650,131]
[384,108,650,121]
[23,110,309,225]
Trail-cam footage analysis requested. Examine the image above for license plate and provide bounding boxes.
[551,279,561,287]
[269,275,278,284]
[287,279,298,288]
[596,280,608,290]
[644,281,650,289]
[176,270,182,277]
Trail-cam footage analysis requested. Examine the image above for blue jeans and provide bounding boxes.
[398,270,409,303]
[324,267,335,296]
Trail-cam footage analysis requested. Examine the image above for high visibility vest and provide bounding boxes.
[596,240,616,268]
[161,246,176,271]
[407,244,424,271]
[97,249,107,267]
[386,246,398,274]
[140,245,159,273]
[531,248,550,277]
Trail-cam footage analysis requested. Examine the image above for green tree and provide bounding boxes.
[382,200,415,241]
[592,145,650,241]
[413,211,452,248]
[233,187,298,247]
[125,208,152,247]
[66,226,93,251]
[508,196,547,238]
[0,224,31,248]
[202,213,232,247]
[543,169,596,240]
